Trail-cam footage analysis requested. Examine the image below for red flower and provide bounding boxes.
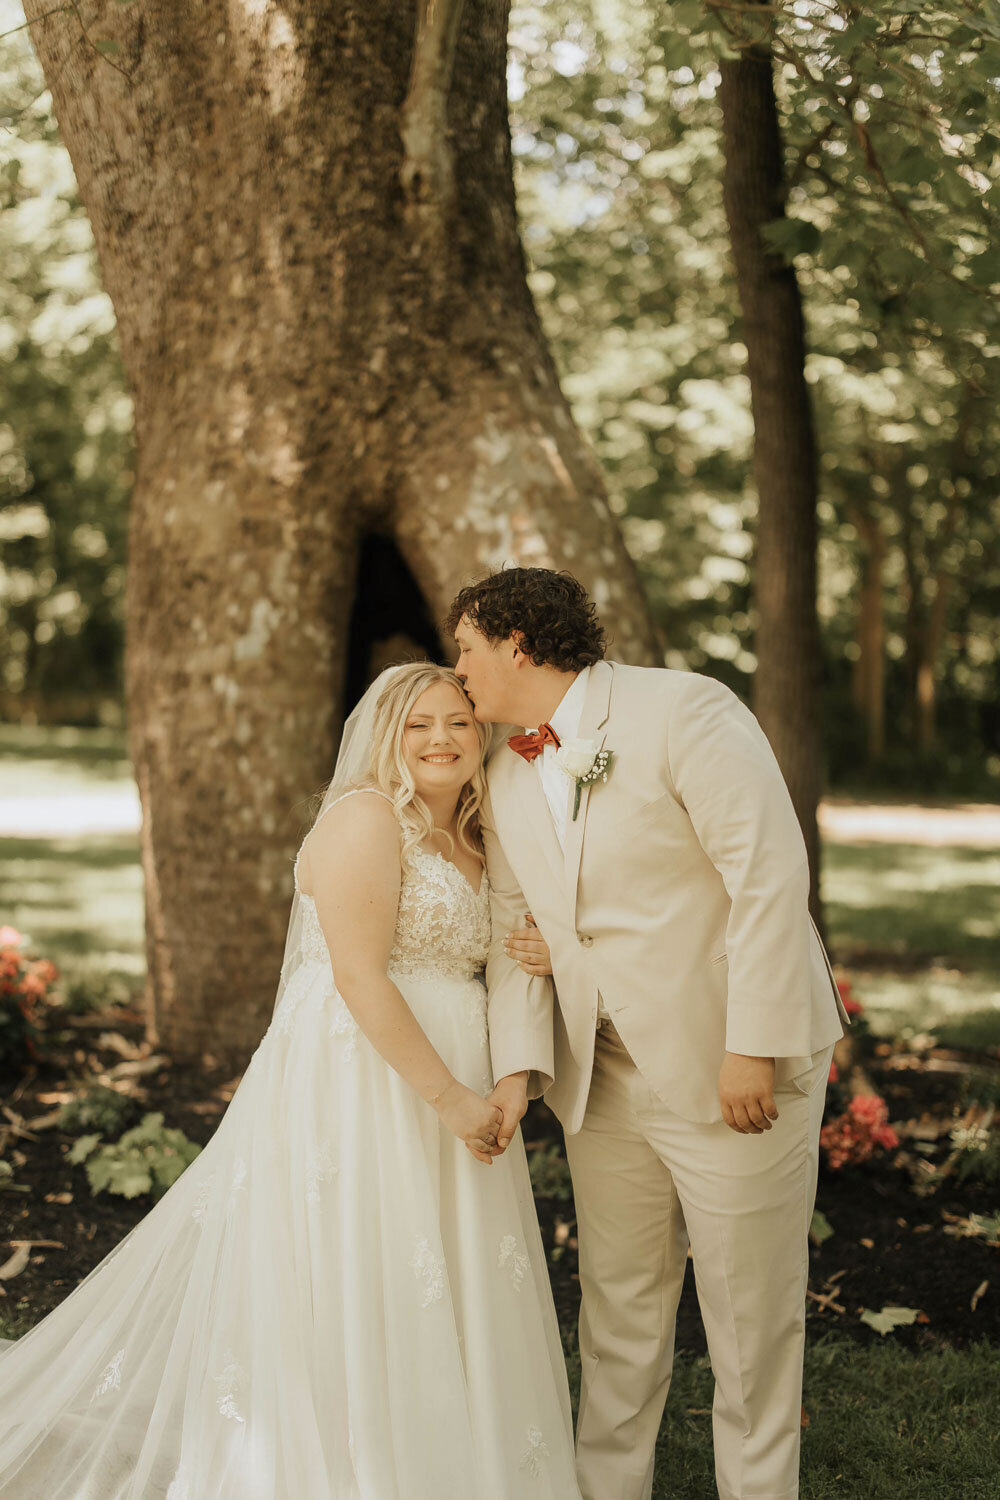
[837,979,864,1018]
[828,1061,839,1085]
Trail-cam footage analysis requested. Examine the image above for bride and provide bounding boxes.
[0,663,582,1500]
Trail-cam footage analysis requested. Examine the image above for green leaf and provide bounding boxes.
[67,1133,102,1163]
[809,1209,835,1246]
[969,248,1000,289]
[761,217,821,262]
[105,1155,154,1198]
[860,1306,920,1336]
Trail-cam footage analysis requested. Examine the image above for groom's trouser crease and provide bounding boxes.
[564,1025,831,1500]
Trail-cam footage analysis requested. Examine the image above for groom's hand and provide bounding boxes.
[488,1071,530,1154]
[719,1053,778,1134]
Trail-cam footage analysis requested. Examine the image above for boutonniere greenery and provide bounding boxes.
[553,738,616,820]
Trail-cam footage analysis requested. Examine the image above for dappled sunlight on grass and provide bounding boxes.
[0,834,144,982]
[823,843,1000,962]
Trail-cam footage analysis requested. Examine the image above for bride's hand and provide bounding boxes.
[432,1081,504,1165]
[503,914,553,975]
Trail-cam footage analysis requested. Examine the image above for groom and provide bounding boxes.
[446,568,848,1500]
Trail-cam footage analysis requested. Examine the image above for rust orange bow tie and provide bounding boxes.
[508,723,561,763]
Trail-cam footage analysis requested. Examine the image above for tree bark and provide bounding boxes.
[24,0,660,1062]
[718,31,824,922]
[850,498,886,762]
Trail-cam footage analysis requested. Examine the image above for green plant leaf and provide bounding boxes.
[67,1132,102,1163]
[809,1209,835,1246]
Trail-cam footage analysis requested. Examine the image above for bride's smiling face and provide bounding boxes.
[401,680,483,799]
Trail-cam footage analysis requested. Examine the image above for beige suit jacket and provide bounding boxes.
[481,660,848,1133]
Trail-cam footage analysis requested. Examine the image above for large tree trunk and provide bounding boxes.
[718,31,823,924]
[25,0,660,1063]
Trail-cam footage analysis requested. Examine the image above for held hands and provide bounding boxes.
[503,914,553,975]
[483,1071,530,1158]
[433,1080,504,1165]
[719,1053,778,1135]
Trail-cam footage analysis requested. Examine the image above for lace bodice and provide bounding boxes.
[295,792,491,984]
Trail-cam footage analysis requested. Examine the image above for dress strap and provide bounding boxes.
[313,786,395,833]
[294,788,396,890]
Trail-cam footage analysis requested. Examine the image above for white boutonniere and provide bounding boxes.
[553,737,616,820]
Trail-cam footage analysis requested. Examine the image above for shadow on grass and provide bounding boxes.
[0,726,129,772]
[931,1009,1000,1053]
[0,835,144,980]
[0,837,139,871]
[824,843,1000,975]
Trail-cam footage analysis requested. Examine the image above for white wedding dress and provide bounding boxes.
[0,790,580,1499]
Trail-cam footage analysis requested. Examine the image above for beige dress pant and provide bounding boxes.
[563,1024,832,1500]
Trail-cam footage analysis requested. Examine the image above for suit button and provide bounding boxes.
[578,933,594,948]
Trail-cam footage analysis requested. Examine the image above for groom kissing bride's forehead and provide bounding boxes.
[446,565,849,1500]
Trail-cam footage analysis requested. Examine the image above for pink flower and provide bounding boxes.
[849,1094,889,1129]
[820,1092,897,1170]
[828,1061,839,1085]
[0,926,24,949]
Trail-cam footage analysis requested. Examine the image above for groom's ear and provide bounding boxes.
[510,630,528,663]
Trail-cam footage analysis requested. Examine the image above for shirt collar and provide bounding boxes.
[544,665,590,744]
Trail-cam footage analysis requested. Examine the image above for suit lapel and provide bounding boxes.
[562,660,615,917]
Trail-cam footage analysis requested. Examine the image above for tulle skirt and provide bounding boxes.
[0,958,580,1498]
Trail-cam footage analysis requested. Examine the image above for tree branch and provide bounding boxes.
[400,0,467,224]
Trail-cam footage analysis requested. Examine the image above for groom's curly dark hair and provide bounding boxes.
[444,568,606,672]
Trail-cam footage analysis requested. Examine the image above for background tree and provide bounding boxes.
[717,8,824,914]
[16,0,660,1063]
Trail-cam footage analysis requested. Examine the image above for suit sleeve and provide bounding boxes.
[664,675,814,1059]
[480,789,555,1098]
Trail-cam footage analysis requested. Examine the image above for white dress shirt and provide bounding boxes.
[533,666,590,848]
[526,666,610,1022]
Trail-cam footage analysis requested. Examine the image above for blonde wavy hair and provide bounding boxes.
[358,662,488,865]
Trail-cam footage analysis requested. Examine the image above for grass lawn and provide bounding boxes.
[823,841,1000,1045]
[651,1338,1000,1498]
[0,726,144,987]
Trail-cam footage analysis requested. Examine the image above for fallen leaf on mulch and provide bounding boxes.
[105,1055,170,1080]
[971,1280,989,1312]
[860,1305,921,1336]
[0,1244,31,1280]
[96,1032,148,1061]
[943,1210,1000,1245]
[44,1191,73,1205]
[801,1406,811,1429]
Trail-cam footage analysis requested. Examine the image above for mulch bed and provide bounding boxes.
[3,1011,998,1352]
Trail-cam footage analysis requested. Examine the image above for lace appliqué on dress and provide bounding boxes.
[166,1467,191,1500]
[305,1144,337,1206]
[519,1426,551,1478]
[411,1235,446,1308]
[191,1172,215,1226]
[498,1234,530,1292]
[328,995,359,1058]
[215,1351,247,1423]
[386,849,490,983]
[90,1348,125,1402]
